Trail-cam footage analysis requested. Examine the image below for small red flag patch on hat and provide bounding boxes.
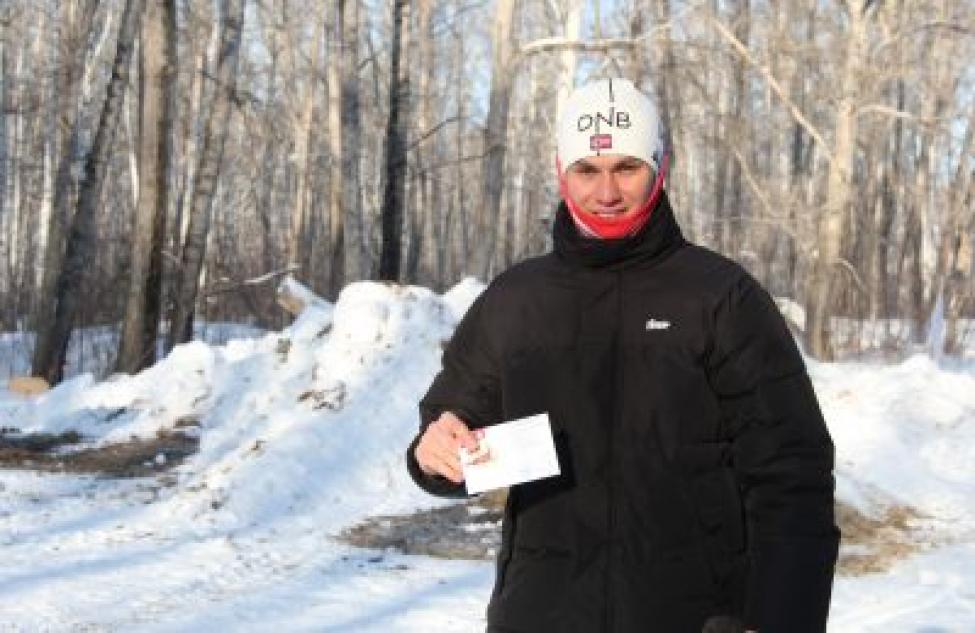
[590,134,613,150]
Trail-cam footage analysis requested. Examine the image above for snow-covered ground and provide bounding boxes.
[0,321,266,383]
[1,279,974,631]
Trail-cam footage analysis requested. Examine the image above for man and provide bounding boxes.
[407,79,839,633]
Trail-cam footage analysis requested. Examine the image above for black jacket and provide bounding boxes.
[407,194,839,633]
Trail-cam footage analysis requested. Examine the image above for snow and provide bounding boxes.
[1,279,974,631]
[814,354,975,529]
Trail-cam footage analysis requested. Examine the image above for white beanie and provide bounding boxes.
[556,78,665,173]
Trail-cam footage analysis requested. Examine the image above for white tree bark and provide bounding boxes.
[555,0,582,126]
[474,0,516,279]
[167,0,245,350]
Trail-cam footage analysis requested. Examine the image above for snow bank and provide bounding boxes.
[812,355,975,531]
[1,280,484,535]
[2,278,975,631]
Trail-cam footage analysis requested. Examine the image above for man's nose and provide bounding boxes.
[595,173,622,204]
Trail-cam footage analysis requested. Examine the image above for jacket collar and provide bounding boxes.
[552,190,685,270]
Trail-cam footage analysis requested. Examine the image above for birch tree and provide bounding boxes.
[473,0,516,279]
[166,0,245,350]
[32,0,144,384]
[117,0,175,373]
[340,0,364,285]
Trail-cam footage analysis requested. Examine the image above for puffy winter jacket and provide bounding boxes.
[407,193,840,633]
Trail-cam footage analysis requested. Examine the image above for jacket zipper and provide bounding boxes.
[606,269,625,633]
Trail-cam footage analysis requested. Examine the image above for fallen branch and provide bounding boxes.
[203,264,301,298]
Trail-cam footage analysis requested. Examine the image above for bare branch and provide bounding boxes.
[726,145,776,221]
[407,115,464,151]
[518,36,637,59]
[835,258,867,293]
[203,265,301,298]
[708,14,832,156]
[856,103,947,125]
[873,20,975,56]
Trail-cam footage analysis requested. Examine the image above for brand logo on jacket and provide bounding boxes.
[646,318,671,331]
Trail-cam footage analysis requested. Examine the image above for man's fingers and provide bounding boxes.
[430,427,464,464]
[415,427,466,483]
[415,411,487,482]
[427,454,464,483]
[436,412,478,450]
[441,458,465,484]
[470,447,492,465]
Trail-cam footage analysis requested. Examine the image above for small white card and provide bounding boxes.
[460,413,561,495]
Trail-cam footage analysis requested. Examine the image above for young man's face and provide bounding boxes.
[563,154,655,221]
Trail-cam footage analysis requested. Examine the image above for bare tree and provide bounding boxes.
[117,0,175,373]
[166,0,245,350]
[378,0,411,281]
[326,0,359,298]
[341,0,364,286]
[2,0,972,375]
[283,1,324,281]
[32,0,145,384]
[30,1,102,363]
[473,0,517,280]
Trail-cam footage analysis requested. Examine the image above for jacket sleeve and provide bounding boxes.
[406,291,503,498]
[706,275,840,633]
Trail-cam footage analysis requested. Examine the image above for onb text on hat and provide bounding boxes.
[557,78,664,173]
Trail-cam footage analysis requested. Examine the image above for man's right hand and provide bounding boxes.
[414,411,480,484]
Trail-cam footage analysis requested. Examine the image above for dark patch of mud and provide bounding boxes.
[0,427,198,477]
[339,490,506,560]
[341,492,931,575]
[836,502,931,575]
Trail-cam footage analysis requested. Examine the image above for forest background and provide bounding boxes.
[0,0,972,386]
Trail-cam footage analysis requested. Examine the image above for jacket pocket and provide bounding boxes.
[492,545,571,624]
[491,491,518,598]
[691,467,746,555]
[624,542,721,603]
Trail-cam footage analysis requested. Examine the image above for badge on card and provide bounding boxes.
[460,413,561,495]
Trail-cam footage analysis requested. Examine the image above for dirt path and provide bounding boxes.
[0,428,198,477]
[341,493,935,576]
[2,425,937,576]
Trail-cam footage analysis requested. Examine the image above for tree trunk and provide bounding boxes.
[805,5,870,360]
[412,0,434,286]
[166,0,245,351]
[625,3,646,84]
[727,0,749,259]
[341,0,364,285]
[940,107,975,355]
[872,78,903,323]
[31,2,99,360]
[32,0,145,384]
[474,0,516,280]
[555,0,582,124]
[378,0,411,281]
[172,13,213,270]
[448,23,468,282]
[285,2,324,282]
[654,0,688,238]
[118,0,175,373]
[143,0,177,363]
[326,0,346,298]
[0,6,11,326]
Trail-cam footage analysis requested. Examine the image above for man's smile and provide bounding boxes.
[593,208,627,218]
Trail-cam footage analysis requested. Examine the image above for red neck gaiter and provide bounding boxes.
[557,153,670,240]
